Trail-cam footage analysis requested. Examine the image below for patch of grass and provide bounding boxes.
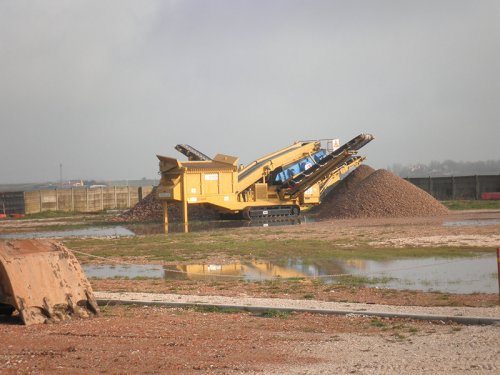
[370,318,387,328]
[132,276,157,280]
[65,234,491,265]
[23,211,87,219]
[335,275,396,287]
[258,309,293,319]
[98,305,114,317]
[301,327,324,333]
[442,200,500,210]
[408,327,418,334]
[392,332,406,340]
[260,280,284,289]
[310,278,324,286]
[286,277,306,282]
[191,306,241,314]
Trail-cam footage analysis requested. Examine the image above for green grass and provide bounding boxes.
[370,318,387,328]
[258,309,293,319]
[190,306,242,314]
[22,211,84,219]
[408,327,418,334]
[442,200,500,210]
[334,275,396,287]
[64,234,492,264]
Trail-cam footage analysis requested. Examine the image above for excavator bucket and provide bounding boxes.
[0,239,99,325]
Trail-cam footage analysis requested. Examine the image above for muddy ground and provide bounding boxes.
[0,210,499,374]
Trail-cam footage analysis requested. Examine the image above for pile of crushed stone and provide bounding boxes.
[116,187,218,222]
[320,165,375,206]
[316,166,448,219]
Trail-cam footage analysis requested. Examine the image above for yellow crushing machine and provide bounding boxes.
[157,133,374,228]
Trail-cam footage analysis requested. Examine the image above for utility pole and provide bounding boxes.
[60,163,63,187]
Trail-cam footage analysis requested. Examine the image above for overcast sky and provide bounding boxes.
[1,0,499,183]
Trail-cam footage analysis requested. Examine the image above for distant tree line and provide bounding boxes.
[389,160,500,177]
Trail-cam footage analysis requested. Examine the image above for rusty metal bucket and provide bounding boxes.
[0,239,99,325]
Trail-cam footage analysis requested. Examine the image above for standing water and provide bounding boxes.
[83,254,498,294]
[0,226,135,239]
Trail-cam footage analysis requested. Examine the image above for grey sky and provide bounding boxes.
[1,0,499,183]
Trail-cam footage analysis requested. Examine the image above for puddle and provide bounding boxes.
[0,226,135,239]
[83,255,498,294]
[168,217,304,232]
[0,218,306,238]
[84,264,164,279]
[127,217,303,235]
[338,256,497,294]
[443,219,500,227]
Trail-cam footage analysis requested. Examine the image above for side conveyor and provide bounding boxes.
[278,133,374,199]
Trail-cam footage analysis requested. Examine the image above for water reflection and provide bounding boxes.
[163,259,337,281]
[338,256,497,294]
[126,217,303,235]
[84,264,164,279]
[0,217,303,239]
[83,255,497,294]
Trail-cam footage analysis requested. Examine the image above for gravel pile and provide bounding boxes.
[317,167,448,219]
[117,187,218,222]
[320,164,375,205]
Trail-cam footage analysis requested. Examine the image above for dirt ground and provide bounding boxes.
[1,305,499,374]
[1,210,500,374]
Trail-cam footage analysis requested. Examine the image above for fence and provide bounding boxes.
[0,192,25,215]
[0,186,154,215]
[405,175,500,200]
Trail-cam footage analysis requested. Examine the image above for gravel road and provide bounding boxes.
[95,291,500,321]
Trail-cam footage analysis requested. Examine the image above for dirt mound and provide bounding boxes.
[117,187,218,222]
[317,168,448,219]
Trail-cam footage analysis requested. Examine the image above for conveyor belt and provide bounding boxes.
[238,143,306,183]
[278,134,373,199]
[175,144,212,161]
